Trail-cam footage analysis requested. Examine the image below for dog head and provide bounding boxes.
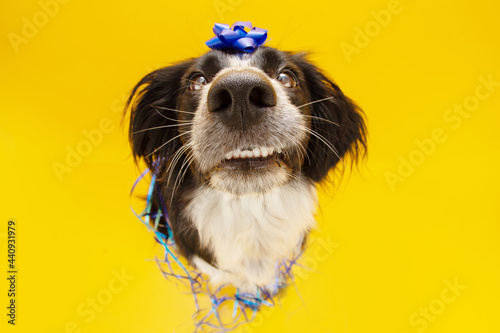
[126,46,366,197]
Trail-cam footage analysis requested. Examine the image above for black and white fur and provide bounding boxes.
[126,47,366,293]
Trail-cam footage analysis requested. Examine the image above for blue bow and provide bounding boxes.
[205,21,268,53]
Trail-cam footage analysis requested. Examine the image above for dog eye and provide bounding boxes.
[276,71,297,88]
[189,74,207,91]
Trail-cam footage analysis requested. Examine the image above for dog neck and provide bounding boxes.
[185,178,318,290]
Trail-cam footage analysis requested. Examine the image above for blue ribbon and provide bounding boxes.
[205,21,268,53]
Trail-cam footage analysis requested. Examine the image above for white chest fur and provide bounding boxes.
[186,179,318,290]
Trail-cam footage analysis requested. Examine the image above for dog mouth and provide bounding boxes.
[204,146,299,193]
[217,147,287,171]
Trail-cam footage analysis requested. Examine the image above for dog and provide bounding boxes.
[126,46,366,294]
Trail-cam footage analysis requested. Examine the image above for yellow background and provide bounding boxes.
[1,0,499,332]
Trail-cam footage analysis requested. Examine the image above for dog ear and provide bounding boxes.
[125,60,194,169]
[292,53,367,183]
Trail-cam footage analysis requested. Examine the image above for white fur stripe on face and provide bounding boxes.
[189,56,308,177]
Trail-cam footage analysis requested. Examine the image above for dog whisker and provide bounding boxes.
[295,136,310,167]
[155,108,192,122]
[165,143,192,189]
[168,159,189,201]
[150,105,196,115]
[297,96,335,109]
[172,83,193,95]
[301,115,340,127]
[171,152,195,206]
[144,131,193,159]
[303,127,345,167]
[132,123,192,134]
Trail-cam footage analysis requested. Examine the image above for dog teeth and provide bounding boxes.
[225,147,277,160]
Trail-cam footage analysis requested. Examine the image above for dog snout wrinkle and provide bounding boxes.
[207,71,277,131]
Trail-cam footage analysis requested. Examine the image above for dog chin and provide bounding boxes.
[208,167,292,195]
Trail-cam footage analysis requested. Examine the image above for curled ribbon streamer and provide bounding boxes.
[206,21,268,53]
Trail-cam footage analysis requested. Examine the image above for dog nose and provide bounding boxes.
[207,70,277,130]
